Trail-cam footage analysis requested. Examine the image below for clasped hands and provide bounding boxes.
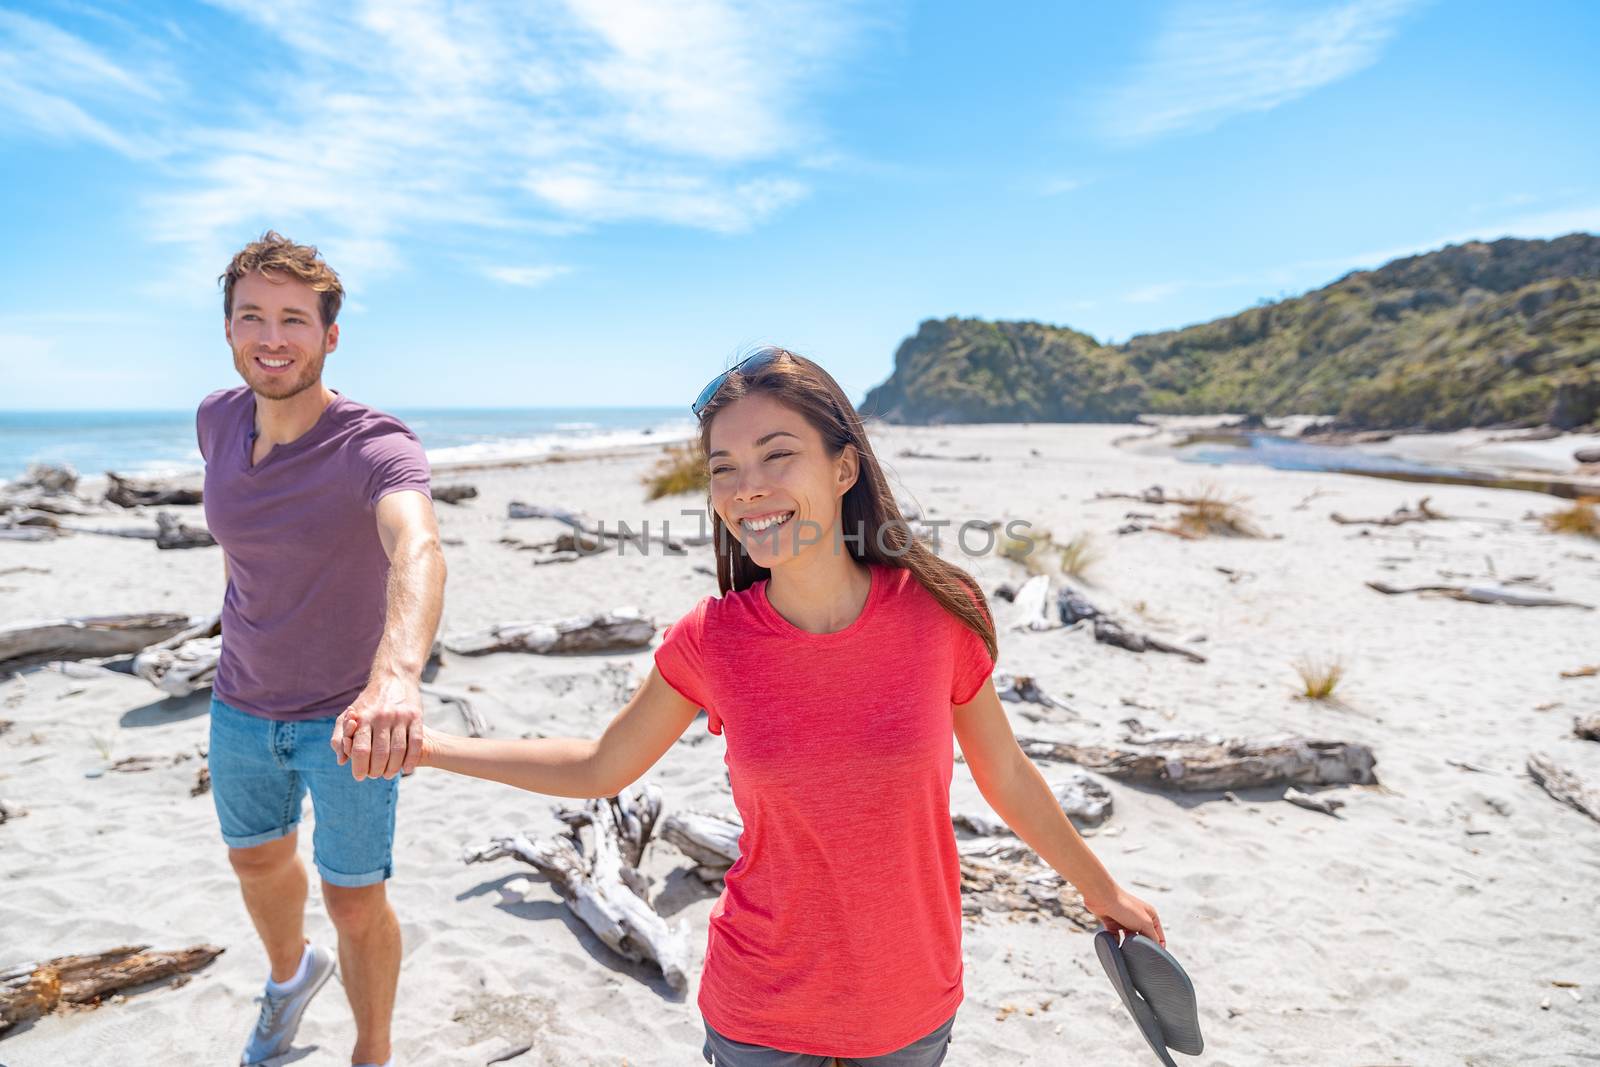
[331,673,425,781]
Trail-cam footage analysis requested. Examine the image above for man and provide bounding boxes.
[198,230,446,1067]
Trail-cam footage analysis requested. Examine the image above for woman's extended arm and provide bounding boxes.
[953,678,1166,946]
[337,665,704,799]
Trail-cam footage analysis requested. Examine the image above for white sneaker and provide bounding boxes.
[239,944,337,1065]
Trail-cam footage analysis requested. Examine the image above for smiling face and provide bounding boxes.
[707,392,859,571]
[224,270,338,401]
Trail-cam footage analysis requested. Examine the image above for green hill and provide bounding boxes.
[861,233,1600,431]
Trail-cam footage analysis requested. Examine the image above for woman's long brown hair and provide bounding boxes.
[696,347,997,663]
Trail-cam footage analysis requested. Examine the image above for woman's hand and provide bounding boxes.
[1083,883,1166,947]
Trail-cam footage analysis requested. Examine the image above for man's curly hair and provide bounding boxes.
[219,230,344,327]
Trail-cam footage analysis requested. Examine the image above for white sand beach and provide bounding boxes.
[2,423,1597,1066]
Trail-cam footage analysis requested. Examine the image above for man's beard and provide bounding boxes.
[233,344,326,401]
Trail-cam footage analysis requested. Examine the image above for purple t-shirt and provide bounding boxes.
[197,386,431,721]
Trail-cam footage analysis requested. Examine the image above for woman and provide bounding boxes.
[335,348,1164,1066]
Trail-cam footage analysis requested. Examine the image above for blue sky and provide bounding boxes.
[1,0,1596,410]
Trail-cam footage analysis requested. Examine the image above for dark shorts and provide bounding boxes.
[208,694,400,887]
[702,1013,955,1067]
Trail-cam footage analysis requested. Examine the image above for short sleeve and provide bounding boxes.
[950,579,996,704]
[654,597,721,734]
[361,428,432,508]
[196,388,228,464]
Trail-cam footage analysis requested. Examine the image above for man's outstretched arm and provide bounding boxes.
[337,489,446,780]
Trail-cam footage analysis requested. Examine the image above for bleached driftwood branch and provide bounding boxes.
[1056,586,1207,663]
[659,810,742,882]
[1366,581,1593,609]
[1,944,224,1035]
[155,511,215,550]
[464,785,689,991]
[506,502,712,552]
[958,852,1097,929]
[1,612,196,672]
[954,770,1112,834]
[0,464,98,516]
[1330,497,1445,527]
[1527,753,1600,824]
[103,473,202,508]
[132,615,222,696]
[444,609,655,655]
[431,484,478,505]
[1009,574,1060,631]
[1016,721,1377,792]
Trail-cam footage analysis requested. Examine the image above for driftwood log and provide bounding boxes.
[0,516,61,541]
[420,684,488,736]
[103,473,202,508]
[954,771,1112,834]
[1057,587,1207,663]
[1330,498,1445,527]
[132,616,222,696]
[1575,716,1600,743]
[464,786,690,992]
[1093,485,1205,506]
[1,944,223,1035]
[1284,786,1346,817]
[444,609,655,656]
[1009,574,1060,631]
[992,670,1074,713]
[659,810,742,882]
[1,464,98,516]
[1366,581,1594,610]
[506,502,711,553]
[432,484,478,505]
[1015,722,1377,792]
[959,851,1097,928]
[1,612,195,672]
[1527,753,1600,824]
[155,511,216,550]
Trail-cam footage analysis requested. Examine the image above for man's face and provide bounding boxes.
[224,270,338,401]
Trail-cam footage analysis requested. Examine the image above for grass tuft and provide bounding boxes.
[643,441,709,501]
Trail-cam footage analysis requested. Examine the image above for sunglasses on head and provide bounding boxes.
[691,349,783,416]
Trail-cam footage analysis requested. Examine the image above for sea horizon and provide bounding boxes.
[0,405,695,482]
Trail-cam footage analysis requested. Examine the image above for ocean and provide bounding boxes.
[0,406,695,482]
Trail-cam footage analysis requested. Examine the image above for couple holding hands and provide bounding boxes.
[204,232,1166,1067]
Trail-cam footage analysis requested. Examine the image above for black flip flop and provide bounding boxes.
[1093,929,1204,1065]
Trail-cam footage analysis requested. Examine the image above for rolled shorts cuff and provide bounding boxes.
[221,821,300,851]
[316,860,392,888]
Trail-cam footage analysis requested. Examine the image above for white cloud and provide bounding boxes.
[4,1,884,297]
[1292,203,1600,279]
[1098,0,1422,144]
[1038,177,1089,197]
[484,265,571,287]
[0,9,177,157]
[1127,203,1600,313]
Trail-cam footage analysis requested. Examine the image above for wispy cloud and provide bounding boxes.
[1287,202,1600,279]
[483,265,571,288]
[3,1,884,295]
[1038,177,1090,197]
[1097,0,1422,144]
[0,9,177,157]
[1125,201,1600,310]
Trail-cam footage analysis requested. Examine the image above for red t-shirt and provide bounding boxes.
[653,561,995,1057]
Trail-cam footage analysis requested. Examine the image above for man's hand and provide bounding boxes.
[333,672,424,781]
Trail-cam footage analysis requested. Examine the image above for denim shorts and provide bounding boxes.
[208,694,400,887]
[702,1013,955,1067]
